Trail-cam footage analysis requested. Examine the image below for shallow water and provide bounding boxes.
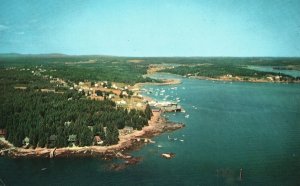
[1,73,300,185]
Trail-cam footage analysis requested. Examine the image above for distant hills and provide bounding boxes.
[1,53,300,59]
[0,53,68,58]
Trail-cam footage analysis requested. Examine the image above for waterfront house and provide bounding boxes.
[93,136,103,145]
[123,126,133,135]
[68,135,77,146]
[23,137,30,146]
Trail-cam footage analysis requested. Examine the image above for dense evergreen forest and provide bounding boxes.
[0,66,151,148]
[1,89,150,147]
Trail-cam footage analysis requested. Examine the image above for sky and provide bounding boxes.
[0,0,300,57]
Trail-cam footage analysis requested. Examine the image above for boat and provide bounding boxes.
[161,153,175,159]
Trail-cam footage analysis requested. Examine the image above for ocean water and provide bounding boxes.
[1,73,300,186]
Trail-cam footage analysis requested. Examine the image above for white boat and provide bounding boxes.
[185,114,190,118]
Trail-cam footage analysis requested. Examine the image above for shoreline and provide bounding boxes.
[146,65,300,84]
[191,75,300,83]
[0,105,184,160]
[0,72,185,160]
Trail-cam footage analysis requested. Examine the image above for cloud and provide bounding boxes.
[0,24,9,31]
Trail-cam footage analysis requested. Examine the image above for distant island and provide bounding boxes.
[1,54,300,159]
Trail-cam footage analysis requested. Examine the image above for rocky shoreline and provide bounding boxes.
[0,117,184,160]
[0,73,185,163]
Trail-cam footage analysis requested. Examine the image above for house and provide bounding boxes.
[108,93,115,99]
[23,137,30,146]
[68,135,77,146]
[116,100,127,107]
[274,75,281,81]
[122,91,129,97]
[64,121,71,127]
[93,136,103,145]
[267,76,274,81]
[111,84,118,89]
[226,74,233,78]
[123,126,133,135]
[48,135,57,147]
[0,129,7,138]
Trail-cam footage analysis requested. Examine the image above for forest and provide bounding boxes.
[0,66,152,148]
[0,54,156,84]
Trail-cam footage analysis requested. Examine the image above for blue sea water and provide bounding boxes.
[1,73,300,186]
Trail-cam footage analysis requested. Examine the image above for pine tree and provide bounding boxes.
[105,123,119,145]
[144,104,153,120]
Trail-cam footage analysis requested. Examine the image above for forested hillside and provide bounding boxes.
[0,65,151,148]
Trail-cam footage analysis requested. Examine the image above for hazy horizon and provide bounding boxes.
[2,52,300,58]
[1,0,300,57]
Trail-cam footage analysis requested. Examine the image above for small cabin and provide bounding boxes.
[93,136,103,145]
[123,126,133,135]
[68,135,77,146]
[23,137,30,146]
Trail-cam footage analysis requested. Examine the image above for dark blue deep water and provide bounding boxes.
[1,73,300,186]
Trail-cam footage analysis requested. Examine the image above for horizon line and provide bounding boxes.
[1,52,300,58]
